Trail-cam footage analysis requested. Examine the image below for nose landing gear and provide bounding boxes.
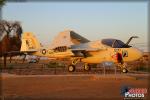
[121,63,128,73]
[122,68,128,73]
[117,63,128,73]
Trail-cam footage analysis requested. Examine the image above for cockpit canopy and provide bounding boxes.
[102,39,131,48]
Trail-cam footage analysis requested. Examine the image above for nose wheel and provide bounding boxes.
[118,63,128,73]
[122,68,128,73]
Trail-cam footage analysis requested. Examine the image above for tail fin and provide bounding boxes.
[20,32,41,51]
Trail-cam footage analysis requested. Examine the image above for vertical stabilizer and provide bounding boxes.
[21,32,41,51]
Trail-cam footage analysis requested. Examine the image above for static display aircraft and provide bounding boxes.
[20,30,143,73]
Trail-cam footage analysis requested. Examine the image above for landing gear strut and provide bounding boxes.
[68,58,91,72]
[83,63,91,71]
[118,63,128,73]
[68,58,80,72]
[122,63,128,73]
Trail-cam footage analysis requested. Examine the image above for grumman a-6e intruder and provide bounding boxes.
[20,30,143,73]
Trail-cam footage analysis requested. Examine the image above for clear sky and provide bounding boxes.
[2,2,148,48]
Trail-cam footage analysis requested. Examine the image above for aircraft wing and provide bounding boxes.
[70,43,101,57]
[71,43,101,51]
[5,49,37,55]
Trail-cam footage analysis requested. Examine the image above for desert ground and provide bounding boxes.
[0,73,149,100]
[0,53,149,100]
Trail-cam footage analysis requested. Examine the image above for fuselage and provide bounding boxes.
[81,47,143,64]
[31,48,74,58]
[30,39,143,64]
[81,39,143,64]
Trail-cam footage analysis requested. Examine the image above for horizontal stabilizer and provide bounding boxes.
[6,50,37,55]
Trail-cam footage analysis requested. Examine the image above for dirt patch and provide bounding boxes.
[1,74,149,100]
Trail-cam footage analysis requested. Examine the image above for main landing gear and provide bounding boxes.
[83,63,91,71]
[68,58,79,72]
[68,65,75,72]
[68,58,91,72]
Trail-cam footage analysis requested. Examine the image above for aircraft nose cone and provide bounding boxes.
[132,48,143,60]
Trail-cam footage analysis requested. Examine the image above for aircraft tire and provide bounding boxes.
[68,65,75,72]
[84,64,91,71]
[122,68,128,73]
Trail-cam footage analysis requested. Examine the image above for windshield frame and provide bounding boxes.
[102,39,130,48]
